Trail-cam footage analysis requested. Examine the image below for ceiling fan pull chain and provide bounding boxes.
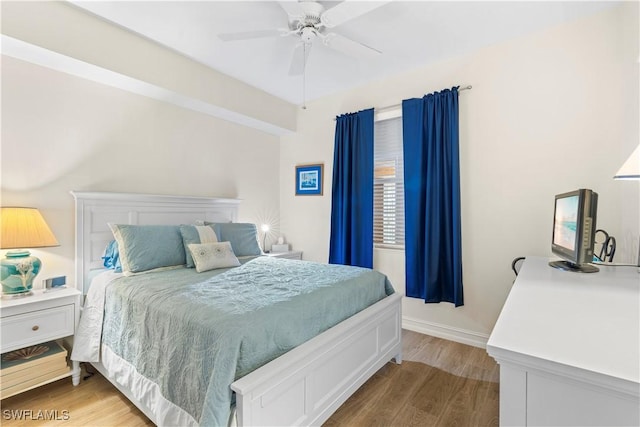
[302,42,307,110]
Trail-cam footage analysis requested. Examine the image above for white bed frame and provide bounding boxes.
[72,191,402,426]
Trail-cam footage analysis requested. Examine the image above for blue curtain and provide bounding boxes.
[329,108,374,268]
[402,88,463,306]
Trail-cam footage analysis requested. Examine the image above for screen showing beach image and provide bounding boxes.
[553,195,578,251]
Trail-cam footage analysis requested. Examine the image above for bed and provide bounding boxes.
[70,191,402,426]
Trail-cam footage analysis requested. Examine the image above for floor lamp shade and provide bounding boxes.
[1,207,59,296]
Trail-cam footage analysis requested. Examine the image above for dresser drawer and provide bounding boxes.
[1,304,75,353]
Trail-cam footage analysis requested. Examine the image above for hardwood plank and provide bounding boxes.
[400,328,435,360]
[1,331,499,427]
[323,365,392,426]
[1,367,153,427]
[328,330,499,427]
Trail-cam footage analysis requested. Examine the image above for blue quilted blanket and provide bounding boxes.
[99,256,394,426]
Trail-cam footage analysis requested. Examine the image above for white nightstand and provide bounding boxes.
[265,251,303,260]
[0,287,82,397]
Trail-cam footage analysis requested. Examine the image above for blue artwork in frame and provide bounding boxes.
[295,164,324,196]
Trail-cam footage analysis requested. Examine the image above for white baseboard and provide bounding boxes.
[402,316,489,349]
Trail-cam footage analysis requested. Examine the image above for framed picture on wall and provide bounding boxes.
[295,164,323,196]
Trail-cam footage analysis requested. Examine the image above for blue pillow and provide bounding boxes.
[204,222,262,257]
[110,224,186,275]
[102,240,122,273]
[179,225,218,268]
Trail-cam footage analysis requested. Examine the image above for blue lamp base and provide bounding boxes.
[1,250,41,298]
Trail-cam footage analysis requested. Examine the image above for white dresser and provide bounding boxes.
[487,256,639,426]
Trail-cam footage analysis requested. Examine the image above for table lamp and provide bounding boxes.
[613,145,640,180]
[613,144,640,268]
[261,224,270,253]
[1,207,59,297]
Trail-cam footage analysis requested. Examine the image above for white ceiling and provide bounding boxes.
[71,1,616,106]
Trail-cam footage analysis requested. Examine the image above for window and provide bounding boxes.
[374,115,404,248]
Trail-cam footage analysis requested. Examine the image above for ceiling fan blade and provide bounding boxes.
[218,29,284,42]
[320,1,391,28]
[322,33,381,59]
[289,42,312,76]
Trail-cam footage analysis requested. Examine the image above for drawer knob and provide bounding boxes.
[32,325,39,331]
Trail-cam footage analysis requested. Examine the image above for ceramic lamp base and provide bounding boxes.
[2,290,34,299]
[1,250,41,297]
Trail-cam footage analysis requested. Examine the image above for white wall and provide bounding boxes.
[1,1,297,133]
[280,3,639,345]
[1,1,298,289]
[1,55,281,286]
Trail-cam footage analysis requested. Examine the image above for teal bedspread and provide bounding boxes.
[101,256,394,426]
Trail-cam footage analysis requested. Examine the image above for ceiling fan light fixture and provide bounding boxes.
[300,27,317,43]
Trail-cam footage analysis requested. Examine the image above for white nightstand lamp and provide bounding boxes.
[613,145,640,180]
[613,144,640,268]
[261,224,270,253]
[0,208,59,297]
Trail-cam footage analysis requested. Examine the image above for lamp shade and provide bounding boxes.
[613,145,640,180]
[1,207,59,249]
[1,208,59,296]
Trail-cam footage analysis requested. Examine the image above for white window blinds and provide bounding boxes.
[374,116,405,248]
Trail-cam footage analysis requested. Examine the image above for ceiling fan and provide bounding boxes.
[218,1,390,76]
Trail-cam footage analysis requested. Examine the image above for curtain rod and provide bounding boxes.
[333,85,472,120]
[374,85,472,113]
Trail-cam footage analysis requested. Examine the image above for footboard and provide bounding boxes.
[231,292,402,427]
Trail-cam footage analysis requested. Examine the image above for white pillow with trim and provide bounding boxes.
[188,241,240,273]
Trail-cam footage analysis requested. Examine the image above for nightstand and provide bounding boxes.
[265,251,303,260]
[0,287,82,397]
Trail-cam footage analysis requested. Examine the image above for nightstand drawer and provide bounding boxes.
[1,304,75,352]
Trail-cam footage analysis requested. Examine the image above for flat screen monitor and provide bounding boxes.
[549,189,599,273]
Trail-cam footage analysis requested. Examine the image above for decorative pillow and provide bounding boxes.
[179,225,219,268]
[188,242,240,273]
[102,240,122,273]
[204,222,262,257]
[109,224,186,275]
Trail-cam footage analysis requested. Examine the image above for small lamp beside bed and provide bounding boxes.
[0,207,59,297]
[261,224,270,253]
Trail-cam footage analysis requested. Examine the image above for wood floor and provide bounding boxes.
[1,330,499,426]
[325,330,499,427]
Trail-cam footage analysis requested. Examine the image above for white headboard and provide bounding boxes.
[71,191,241,294]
